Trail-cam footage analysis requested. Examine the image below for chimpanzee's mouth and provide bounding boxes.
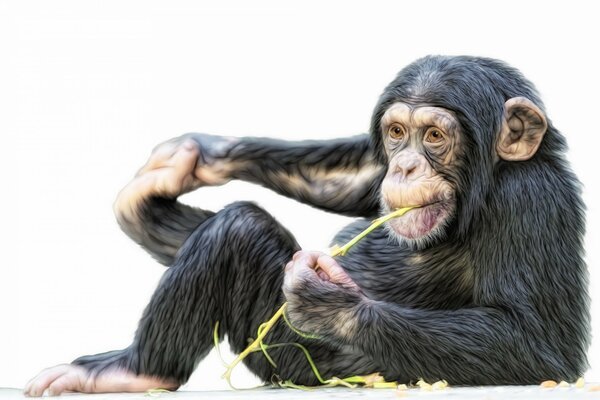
[417,199,444,209]
[385,198,454,240]
[397,199,447,214]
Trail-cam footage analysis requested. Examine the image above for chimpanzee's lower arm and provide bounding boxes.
[226,134,384,217]
[349,301,583,384]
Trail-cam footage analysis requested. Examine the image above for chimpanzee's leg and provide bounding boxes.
[72,201,377,389]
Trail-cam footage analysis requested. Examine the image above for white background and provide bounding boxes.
[1,0,598,391]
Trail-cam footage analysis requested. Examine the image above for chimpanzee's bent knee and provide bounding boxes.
[193,201,301,348]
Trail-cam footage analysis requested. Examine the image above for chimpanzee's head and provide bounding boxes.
[371,56,550,248]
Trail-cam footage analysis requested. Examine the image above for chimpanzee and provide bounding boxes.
[24,55,589,396]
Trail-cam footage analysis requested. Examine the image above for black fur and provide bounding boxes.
[74,55,589,386]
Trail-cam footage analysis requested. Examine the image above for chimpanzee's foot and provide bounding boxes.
[23,364,178,397]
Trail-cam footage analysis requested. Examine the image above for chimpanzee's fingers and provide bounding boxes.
[283,261,293,289]
[284,260,307,290]
[291,250,326,268]
[136,141,179,176]
[284,252,322,290]
[316,254,359,288]
[169,140,201,187]
[24,364,71,397]
[47,372,82,396]
[133,141,200,198]
[315,254,344,278]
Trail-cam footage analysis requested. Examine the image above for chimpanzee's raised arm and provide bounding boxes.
[226,134,384,217]
[114,133,383,265]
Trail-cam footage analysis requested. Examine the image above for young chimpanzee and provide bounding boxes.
[24,55,589,396]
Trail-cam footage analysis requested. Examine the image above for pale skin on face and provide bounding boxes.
[378,103,460,242]
[379,103,459,208]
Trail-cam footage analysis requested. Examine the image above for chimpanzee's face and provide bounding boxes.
[379,102,460,247]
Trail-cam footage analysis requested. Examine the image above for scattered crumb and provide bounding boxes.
[589,385,600,392]
[432,380,449,390]
[416,379,432,391]
[145,388,171,397]
[575,377,585,388]
[397,384,408,391]
[361,372,385,387]
[558,381,569,388]
[540,380,558,388]
[414,378,448,391]
[373,382,398,389]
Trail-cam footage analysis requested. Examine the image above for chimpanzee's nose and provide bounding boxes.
[395,157,421,180]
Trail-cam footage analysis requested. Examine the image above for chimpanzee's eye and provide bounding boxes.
[389,125,406,140]
[425,128,445,144]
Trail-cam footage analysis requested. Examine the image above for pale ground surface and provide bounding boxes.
[2,385,600,399]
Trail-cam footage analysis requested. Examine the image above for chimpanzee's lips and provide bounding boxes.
[416,200,444,209]
[386,199,452,239]
[398,199,446,214]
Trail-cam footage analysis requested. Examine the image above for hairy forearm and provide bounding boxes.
[353,301,573,384]
[226,134,384,217]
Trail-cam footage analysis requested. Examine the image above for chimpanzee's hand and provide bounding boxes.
[138,133,239,196]
[282,250,365,340]
[114,133,239,216]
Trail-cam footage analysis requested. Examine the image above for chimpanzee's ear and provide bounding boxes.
[496,97,547,161]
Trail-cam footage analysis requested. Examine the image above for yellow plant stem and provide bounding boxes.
[222,303,288,384]
[332,206,415,256]
[222,206,416,386]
